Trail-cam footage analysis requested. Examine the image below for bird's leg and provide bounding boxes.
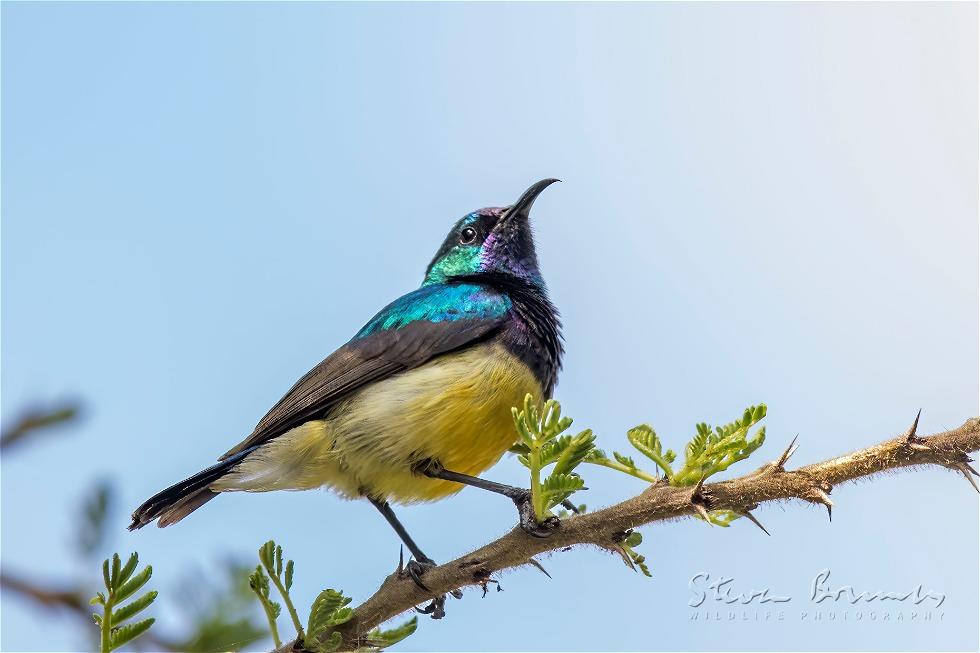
[417,463,561,537]
[368,497,460,619]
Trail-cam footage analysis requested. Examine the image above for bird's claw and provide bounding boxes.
[512,489,560,537]
[402,557,461,620]
[403,557,436,592]
[414,595,447,619]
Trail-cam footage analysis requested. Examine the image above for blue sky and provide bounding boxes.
[2,2,977,651]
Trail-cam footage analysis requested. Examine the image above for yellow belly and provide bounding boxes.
[214,343,541,503]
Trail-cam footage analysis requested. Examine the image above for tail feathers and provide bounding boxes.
[129,447,255,530]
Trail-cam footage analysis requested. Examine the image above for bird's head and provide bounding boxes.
[423,178,559,287]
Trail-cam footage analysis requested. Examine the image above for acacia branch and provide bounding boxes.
[283,415,979,652]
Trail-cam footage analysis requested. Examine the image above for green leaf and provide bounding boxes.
[538,434,573,467]
[111,591,157,626]
[612,451,636,468]
[328,606,354,626]
[540,472,585,509]
[552,430,596,477]
[116,553,139,588]
[671,404,768,485]
[102,559,111,592]
[249,567,269,597]
[629,551,652,577]
[259,540,276,573]
[366,616,418,648]
[617,531,652,578]
[508,442,530,456]
[706,509,740,527]
[685,427,708,460]
[626,424,675,478]
[249,565,282,647]
[115,566,152,603]
[285,560,294,591]
[314,630,342,653]
[110,553,121,590]
[109,618,155,651]
[307,589,352,640]
[512,396,595,520]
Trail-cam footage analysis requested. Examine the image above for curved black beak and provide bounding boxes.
[501,178,560,222]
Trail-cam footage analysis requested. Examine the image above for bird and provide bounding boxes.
[129,179,564,615]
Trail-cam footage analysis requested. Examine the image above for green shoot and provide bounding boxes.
[363,616,419,651]
[247,541,418,651]
[305,589,353,652]
[303,588,417,652]
[583,404,768,557]
[248,565,282,648]
[584,404,767,488]
[584,434,665,484]
[509,394,595,521]
[90,553,157,653]
[259,540,304,638]
[672,405,768,485]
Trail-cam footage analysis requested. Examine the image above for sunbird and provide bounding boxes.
[130,179,564,611]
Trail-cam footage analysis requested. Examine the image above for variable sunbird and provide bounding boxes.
[130,180,564,611]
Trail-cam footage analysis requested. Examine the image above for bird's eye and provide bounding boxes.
[460,226,477,244]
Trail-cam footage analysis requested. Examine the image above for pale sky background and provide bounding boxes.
[2,2,977,652]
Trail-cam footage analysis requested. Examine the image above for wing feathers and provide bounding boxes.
[220,284,510,460]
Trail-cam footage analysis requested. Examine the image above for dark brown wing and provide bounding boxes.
[220,295,509,460]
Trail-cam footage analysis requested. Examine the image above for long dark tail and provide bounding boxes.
[128,447,255,530]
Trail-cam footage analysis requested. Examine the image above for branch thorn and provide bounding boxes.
[690,476,713,525]
[692,502,712,524]
[904,409,922,440]
[904,409,931,451]
[775,435,799,471]
[560,499,582,515]
[692,476,707,496]
[951,462,979,493]
[806,486,834,521]
[527,558,552,579]
[740,507,771,536]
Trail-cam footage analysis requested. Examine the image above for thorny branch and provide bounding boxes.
[277,414,980,652]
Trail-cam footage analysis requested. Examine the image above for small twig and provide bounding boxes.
[0,403,81,451]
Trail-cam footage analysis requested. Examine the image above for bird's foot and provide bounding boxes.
[415,593,447,620]
[403,557,436,591]
[400,556,462,620]
[509,489,560,537]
